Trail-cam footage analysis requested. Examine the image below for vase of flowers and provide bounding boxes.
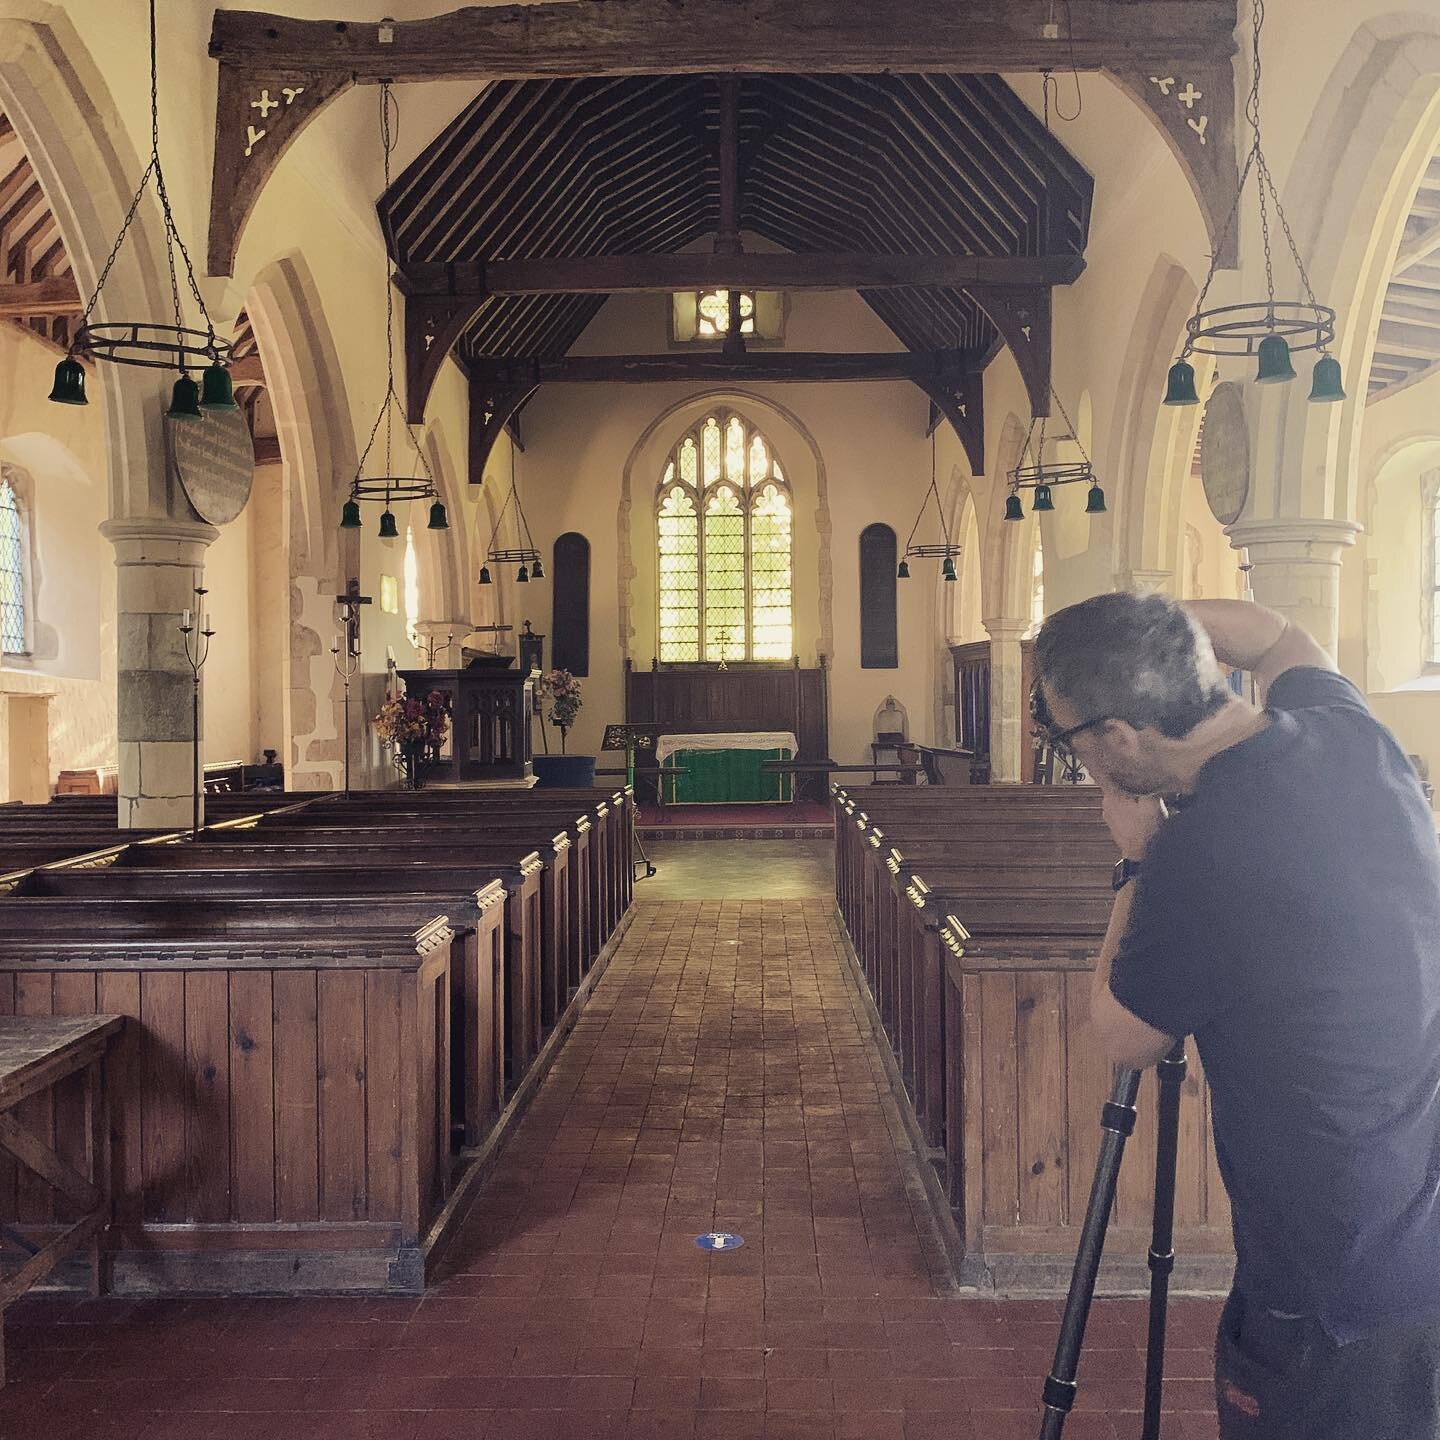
[532,668,595,787]
[374,689,450,790]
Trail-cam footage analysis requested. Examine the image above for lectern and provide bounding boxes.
[399,662,534,784]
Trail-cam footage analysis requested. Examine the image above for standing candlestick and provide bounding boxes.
[178,584,214,836]
[332,632,360,795]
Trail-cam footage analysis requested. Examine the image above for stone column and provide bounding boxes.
[102,517,218,829]
[983,617,1030,782]
[1225,518,1361,660]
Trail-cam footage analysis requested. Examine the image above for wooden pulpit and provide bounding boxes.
[399,664,534,784]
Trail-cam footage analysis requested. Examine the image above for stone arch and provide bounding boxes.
[1251,18,1440,527]
[616,388,834,664]
[242,254,359,788]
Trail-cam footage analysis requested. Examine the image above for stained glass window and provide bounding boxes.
[655,411,793,662]
[696,290,755,337]
[0,477,25,655]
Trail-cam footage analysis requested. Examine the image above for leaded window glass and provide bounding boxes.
[655,411,793,662]
[0,477,25,655]
[696,289,755,338]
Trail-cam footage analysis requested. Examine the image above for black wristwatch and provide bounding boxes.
[1112,858,1143,892]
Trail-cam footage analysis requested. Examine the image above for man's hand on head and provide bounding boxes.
[1102,789,1165,861]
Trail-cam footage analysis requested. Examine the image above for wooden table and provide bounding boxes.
[0,1014,122,1384]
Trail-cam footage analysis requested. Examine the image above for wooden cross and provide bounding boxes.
[335,579,371,657]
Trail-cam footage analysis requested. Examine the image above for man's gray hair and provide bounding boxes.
[1035,591,1230,739]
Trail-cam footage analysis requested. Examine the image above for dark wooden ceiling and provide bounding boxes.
[379,72,1092,369]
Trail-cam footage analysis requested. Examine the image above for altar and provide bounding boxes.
[657,730,797,805]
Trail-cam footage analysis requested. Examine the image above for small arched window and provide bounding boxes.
[552,532,591,676]
[0,472,29,656]
[858,524,898,669]
[656,412,793,662]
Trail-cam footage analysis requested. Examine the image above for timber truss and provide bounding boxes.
[207,3,1238,478]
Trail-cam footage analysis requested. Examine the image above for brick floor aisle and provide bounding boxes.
[0,899,1222,1439]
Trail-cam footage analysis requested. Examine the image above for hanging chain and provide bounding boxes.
[1048,386,1091,468]
[352,82,436,498]
[76,0,219,356]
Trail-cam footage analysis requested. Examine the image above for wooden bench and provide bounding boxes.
[0,925,451,1294]
[0,1014,123,1384]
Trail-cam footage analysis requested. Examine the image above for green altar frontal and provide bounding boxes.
[658,731,797,805]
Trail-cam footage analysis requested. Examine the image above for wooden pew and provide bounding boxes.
[0,921,453,1294]
[827,782,1232,1289]
[14,871,510,1151]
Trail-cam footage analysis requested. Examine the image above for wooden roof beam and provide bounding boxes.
[206,2,1238,274]
[470,349,983,386]
[0,274,80,317]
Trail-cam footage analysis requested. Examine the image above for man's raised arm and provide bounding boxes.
[1183,598,1335,695]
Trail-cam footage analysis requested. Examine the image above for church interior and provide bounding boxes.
[0,0,1438,1435]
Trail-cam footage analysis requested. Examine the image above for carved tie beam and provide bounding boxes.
[207,3,1238,278]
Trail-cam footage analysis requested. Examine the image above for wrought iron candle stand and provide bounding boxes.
[178,586,215,835]
[415,630,454,669]
[331,632,360,795]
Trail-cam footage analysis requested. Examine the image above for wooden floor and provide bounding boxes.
[0,884,1224,1438]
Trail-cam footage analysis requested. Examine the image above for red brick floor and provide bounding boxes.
[0,900,1223,1439]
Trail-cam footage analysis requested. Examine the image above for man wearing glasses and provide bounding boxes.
[1032,591,1440,1440]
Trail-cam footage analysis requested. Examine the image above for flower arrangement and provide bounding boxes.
[537,669,582,753]
[374,689,450,748]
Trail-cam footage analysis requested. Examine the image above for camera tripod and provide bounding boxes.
[1039,1039,1189,1439]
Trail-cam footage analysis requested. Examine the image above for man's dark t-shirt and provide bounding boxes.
[1108,666,1440,1343]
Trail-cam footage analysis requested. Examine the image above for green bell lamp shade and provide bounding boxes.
[1163,359,1200,406]
[166,373,202,421]
[427,500,449,530]
[1085,483,1107,515]
[1308,354,1345,404]
[941,557,957,582]
[896,558,910,579]
[478,564,492,585]
[339,498,362,529]
[530,556,545,580]
[1255,333,1296,385]
[378,509,399,540]
[1032,483,1055,513]
[516,563,529,583]
[199,362,239,411]
[1004,492,1024,522]
[48,356,88,406]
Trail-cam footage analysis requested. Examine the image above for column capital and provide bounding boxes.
[982,617,1031,643]
[1226,517,1362,560]
[1116,567,1174,594]
[101,516,218,566]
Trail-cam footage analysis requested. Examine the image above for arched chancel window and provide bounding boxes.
[552,532,591,676]
[0,474,28,656]
[657,413,793,662]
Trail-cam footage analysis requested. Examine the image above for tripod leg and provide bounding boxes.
[1141,1041,1187,1440]
[1039,1065,1142,1440]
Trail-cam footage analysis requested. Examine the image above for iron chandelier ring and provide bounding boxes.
[350,476,438,504]
[904,544,963,560]
[1184,301,1336,359]
[76,322,232,372]
[1008,460,1095,489]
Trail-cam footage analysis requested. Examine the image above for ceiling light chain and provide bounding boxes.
[479,442,544,585]
[340,81,448,536]
[1005,388,1107,521]
[48,0,235,413]
[1163,0,1344,407]
[898,427,960,581]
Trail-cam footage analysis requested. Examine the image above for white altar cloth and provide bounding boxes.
[655,731,800,764]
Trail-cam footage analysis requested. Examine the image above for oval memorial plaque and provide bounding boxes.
[1199,381,1250,528]
[166,407,255,526]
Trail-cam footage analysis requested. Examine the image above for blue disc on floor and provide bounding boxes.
[695,1231,745,1252]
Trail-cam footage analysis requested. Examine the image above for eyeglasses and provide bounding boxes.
[1043,715,1114,752]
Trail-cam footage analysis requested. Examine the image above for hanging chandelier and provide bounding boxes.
[338,82,448,538]
[1164,0,1343,407]
[1005,388,1105,521]
[48,0,234,416]
[478,443,542,585]
[898,429,959,581]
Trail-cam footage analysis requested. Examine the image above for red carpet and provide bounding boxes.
[637,801,833,830]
